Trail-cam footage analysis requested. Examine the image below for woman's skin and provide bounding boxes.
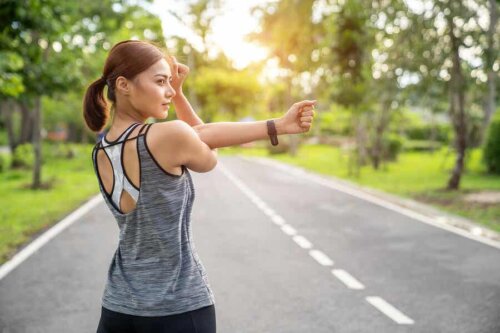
[105,55,316,150]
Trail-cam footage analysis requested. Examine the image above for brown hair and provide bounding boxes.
[83,39,173,132]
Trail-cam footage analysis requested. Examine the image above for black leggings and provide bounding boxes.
[96,304,216,333]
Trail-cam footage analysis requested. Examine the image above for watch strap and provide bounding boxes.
[266,120,279,146]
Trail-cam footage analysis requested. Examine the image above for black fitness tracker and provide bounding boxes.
[266,119,279,146]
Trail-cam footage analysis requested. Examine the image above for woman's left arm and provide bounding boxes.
[172,93,204,127]
[168,55,204,127]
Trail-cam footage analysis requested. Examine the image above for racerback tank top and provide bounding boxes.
[91,122,215,317]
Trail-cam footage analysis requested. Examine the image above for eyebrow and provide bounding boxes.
[154,74,172,79]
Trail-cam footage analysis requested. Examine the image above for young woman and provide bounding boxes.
[83,39,316,333]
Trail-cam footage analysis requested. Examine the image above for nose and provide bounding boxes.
[166,85,176,99]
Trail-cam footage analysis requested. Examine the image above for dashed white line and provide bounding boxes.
[331,269,365,290]
[309,249,334,266]
[366,296,414,325]
[281,224,297,236]
[262,207,275,216]
[271,215,286,226]
[293,235,313,249]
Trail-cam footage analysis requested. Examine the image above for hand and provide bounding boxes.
[276,100,317,135]
[167,55,190,96]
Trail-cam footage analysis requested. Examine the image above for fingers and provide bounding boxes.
[301,122,312,129]
[170,55,178,73]
[300,105,315,117]
[301,110,315,117]
[294,100,316,108]
[170,55,189,77]
[178,63,190,76]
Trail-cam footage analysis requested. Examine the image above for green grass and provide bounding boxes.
[219,143,500,233]
[0,143,97,265]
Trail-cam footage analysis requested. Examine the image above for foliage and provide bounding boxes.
[11,143,33,169]
[381,133,403,159]
[403,140,443,152]
[0,152,10,172]
[483,111,500,174]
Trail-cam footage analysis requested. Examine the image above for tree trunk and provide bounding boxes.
[19,100,34,144]
[348,114,361,177]
[370,102,391,170]
[446,16,467,190]
[32,96,42,189]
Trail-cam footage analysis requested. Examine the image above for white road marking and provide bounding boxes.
[262,207,275,216]
[271,215,286,226]
[331,269,365,289]
[366,296,415,324]
[309,249,334,266]
[281,224,297,236]
[0,194,103,280]
[293,235,313,249]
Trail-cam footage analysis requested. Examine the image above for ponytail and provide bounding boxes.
[83,76,108,132]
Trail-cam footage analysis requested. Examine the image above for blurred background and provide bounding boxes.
[0,0,499,264]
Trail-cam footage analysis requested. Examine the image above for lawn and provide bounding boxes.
[0,143,97,265]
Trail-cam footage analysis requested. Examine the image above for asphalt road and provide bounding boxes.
[1,155,499,333]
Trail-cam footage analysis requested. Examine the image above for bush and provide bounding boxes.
[405,124,450,142]
[41,142,78,160]
[266,135,291,154]
[403,140,442,151]
[11,143,34,169]
[0,153,10,172]
[383,134,403,160]
[53,142,77,159]
[483,112,500,174]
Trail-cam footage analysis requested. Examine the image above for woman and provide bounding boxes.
[83,39,316,333]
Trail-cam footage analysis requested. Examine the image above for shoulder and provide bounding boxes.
[146,120,197,146]
[144,120,198,166]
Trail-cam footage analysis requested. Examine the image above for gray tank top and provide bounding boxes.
[91,122,215,316]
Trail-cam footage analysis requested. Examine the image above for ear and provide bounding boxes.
[115,76,132,96]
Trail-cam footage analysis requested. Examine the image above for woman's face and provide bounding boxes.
[125,58,176,119]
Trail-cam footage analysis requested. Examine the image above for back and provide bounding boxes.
[91,122,215,316]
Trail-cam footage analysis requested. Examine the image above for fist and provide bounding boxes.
[279,100,317,135]
[167,55,190,93]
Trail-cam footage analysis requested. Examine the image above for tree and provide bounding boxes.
[374,0,494,190]
[0,0,159,189]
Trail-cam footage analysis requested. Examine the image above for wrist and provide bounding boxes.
[172,91,186,103]
[272,118,286,135]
